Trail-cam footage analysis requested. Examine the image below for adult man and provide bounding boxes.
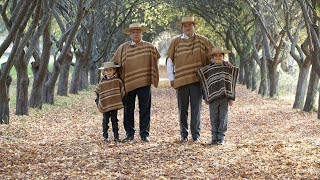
[166,17,214,142]
[112,23,160,142]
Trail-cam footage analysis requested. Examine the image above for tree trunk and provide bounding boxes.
[69,51,83,94]
[245,62,252,89]
[43,64,59,104]
[89,60,99,85]
[29,19,52,109]
[0,84,10,124]
[80,65,89,90]
[304,65,319,112]
[15,55,29,115]
[239,58,245,84]
[251,59,257,91]
[57,51,73,96]
[258,56,268,96]
[268,63,279,98]
[0,68,12,124]
[293,62,311,109]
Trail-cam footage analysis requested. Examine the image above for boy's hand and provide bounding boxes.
[224,61,233,68]
[229,100,234,107]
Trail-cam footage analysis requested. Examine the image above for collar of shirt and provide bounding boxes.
[210,61,225,66]
[103,75,115,80]
[130,40,144,46]
[181,33,195,39]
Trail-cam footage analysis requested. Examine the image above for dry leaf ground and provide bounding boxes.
[1,67,320,179]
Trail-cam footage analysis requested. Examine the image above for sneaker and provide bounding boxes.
[123,135,134,141]
[180,137,188,142]
[217,140,225,145]
[193,137,201,143]
[210,140,218,145]
[103,137,109,142]
[141,136,149,142]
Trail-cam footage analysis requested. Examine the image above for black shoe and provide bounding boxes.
[210,140,218,145]
[180,137,188,142]
[217,140,225,145]
[123,135,134,141]
[141,136,149,142]
[114,134,120,142]
[103,137,109,142]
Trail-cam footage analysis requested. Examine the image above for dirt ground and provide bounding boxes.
[1,66,320,179]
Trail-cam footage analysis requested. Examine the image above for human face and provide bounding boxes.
[104,68,116,77]
[182,23,195,37]
[129,29,142,43]
[213,53,224,64]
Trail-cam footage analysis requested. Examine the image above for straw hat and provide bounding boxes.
[98,62,120,70]
[122,23,149,34]
[207,47,231,56]
[176,17,197,26]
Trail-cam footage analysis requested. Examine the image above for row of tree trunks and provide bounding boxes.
[43,0,85,104]
[0,0,33,121]
[298,0,320,117]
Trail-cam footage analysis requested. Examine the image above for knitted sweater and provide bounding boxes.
[112,41,160,93]
[167,34,213,88]
[95,76,125,113]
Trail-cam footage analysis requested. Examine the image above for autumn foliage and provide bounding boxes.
[1,80,320,178]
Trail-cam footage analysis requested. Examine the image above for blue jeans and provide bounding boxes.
[209,96,229,141]
[176,83,202,140]
[123,85,151,138]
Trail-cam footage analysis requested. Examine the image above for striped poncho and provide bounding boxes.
[167,34,213,88]
[196,64,239,103]
[112,41,160,93]
[95,77,125,113]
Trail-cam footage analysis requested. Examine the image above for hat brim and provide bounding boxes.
[207,50,231,56]
[122,27,149,34]
[176,21,197,26]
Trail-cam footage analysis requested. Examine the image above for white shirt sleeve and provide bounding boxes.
[166,57,175,81]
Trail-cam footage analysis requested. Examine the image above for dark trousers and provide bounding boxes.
[209,96,229,141]
[176,82,202,139]
[123,85,151,138]
[102,110,119,138]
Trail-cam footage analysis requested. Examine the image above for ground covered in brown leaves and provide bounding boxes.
[1,81,320,179]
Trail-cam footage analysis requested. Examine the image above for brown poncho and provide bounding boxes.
[95,77,125,113]
[196,64,239,102]
[167,34,213,88]
[112,41,160,93]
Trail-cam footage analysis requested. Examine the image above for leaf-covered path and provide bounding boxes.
[1,82,320,179]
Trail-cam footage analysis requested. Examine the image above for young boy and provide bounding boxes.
[196,47,238,145]
[95,62,125,142]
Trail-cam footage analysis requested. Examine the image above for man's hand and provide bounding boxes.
[170,81,174,88]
